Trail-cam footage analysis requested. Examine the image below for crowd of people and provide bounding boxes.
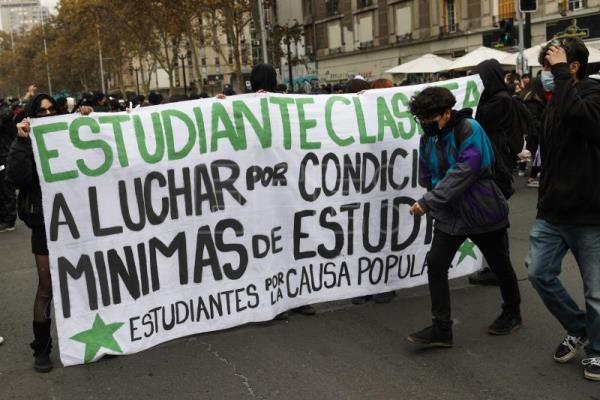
[0,37,599,382]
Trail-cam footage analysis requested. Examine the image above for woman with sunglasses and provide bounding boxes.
[5,94,91,372]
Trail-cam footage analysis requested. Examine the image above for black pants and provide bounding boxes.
[427,228,521,328]
[0,170,16,226]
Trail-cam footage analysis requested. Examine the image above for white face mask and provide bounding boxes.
[541,70,555,92]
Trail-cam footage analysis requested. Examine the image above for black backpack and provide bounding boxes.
[507,97,534,158]
[453,120,516,200]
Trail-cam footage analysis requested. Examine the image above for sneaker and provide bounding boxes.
[468,269,500,286]
[488,310,522,335]
[554,334,586,363]
[518,170,526,177]
[0,336,4,345]
[352,295,372,305]
[34,353,53,373]
[527,180,539,188]
[582,357,600,381]
[373,291,396,304]
[291,305,316,316]
[407,325,453,348]
[0,223,15,233]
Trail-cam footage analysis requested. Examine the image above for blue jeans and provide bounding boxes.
[526,219,600,357]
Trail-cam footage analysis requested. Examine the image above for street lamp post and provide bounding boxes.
[177,53,187,96]
[134,67,140,95]
[129,63,140,95]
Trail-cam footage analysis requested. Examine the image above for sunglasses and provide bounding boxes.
[36,105,56,116]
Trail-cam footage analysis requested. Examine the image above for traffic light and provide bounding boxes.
[519,0,537,12]
[499,19,515,47]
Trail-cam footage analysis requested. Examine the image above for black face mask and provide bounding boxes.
[422,121,441,137]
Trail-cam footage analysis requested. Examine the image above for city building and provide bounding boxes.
[299,0,600,84]
[0,0,49,34]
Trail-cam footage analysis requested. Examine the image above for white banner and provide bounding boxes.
[30,76,484,366]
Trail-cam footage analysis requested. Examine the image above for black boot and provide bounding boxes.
[31,319,53,373]
[407,320,453,348]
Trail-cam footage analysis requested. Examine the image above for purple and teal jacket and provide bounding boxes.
[418,109,509,236]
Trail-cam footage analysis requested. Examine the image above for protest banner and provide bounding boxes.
[29,76,484,366]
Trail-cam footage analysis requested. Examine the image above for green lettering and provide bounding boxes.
[463,79,481,108]
[133,113,165,164]
[211,102,246,151]
[161,109,197,160]
[233,98,271,148]
[270,96,295,149]
[193,107,207,154]
[437,82,459,91]
[391,93,417,140]
[376,97,400,141]
[325,96,354,146]
[32,122,77,183]
[353,97,376,144]
[98,115,131,167]
[69,117,112,177]
[296,98,320,149]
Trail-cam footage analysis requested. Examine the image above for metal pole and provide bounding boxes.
[41,16,52,95]
[134,69,140,95]
[97,26,106,93]
[257,0,268,63]
[9,24,20,98]
[516,10,526,76]
[287,39,293,91]
[179,55,187,96]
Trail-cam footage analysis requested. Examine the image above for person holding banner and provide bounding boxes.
[406,87,521,347]
[5,94,92,373]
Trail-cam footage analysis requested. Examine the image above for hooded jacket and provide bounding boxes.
[537,63,600,224]
[475,59,514,170]
[5,94,60,228]
[418,109,509,236]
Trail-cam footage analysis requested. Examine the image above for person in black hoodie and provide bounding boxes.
[526,38,600,382]
[5,94,92,373]
[467,59,514,286]
[0,98,17,232]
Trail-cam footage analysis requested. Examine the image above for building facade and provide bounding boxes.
[300,0,600,83]
[0,0,49,34]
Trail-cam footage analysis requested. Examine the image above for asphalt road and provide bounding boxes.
[1,177,598,400]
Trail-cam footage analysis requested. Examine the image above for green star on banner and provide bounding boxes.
[70,314,124,363]
[457,239,477,265]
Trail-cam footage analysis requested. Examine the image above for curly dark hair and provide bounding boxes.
[408,86,456,120]
[538,37,589,80]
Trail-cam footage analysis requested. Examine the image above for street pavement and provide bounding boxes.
[1,176,599,400]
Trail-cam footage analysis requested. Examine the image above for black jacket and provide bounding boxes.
[537,63,600,224]
[475,59,514,169]
[5,94,59,227]
[0,102,16,165]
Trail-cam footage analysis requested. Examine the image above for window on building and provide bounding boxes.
[201,58,206,66]
[328,21,342,49]
[355,12,373,45]
[498,0,515,20]
[326,0,339,16]
[569,0,584,10]
[228,52,233,64]
[419,0,430,29]
[357,0,373,8]
[445,0,456,33]
[395,5,412,36]
[215,57,220,65]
